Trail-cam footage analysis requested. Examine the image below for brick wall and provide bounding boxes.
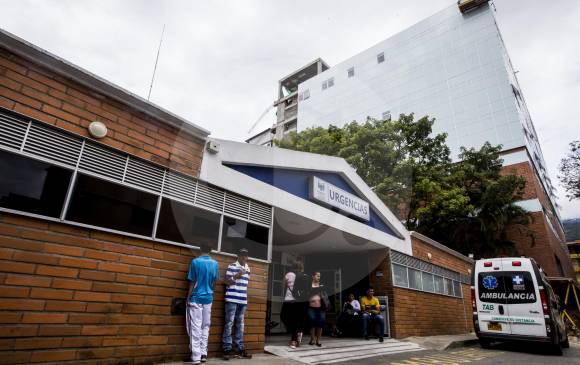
[373,236,474,339]
[0,214,268,364]
[501,161,574,277]
[0,48,204,177]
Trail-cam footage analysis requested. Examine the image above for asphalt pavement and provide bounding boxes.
[354,341,580,365]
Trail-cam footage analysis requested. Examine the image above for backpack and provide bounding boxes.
[292,272,311,302]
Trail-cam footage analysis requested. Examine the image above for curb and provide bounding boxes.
[444,338,480,350]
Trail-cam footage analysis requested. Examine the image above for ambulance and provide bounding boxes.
[471,257,568,354]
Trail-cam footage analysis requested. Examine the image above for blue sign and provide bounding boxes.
[483,275,498,290]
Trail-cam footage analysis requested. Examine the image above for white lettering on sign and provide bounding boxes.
[480,292,536,301]
[309,176,370,221]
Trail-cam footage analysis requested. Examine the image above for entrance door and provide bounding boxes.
[268,262,290,334]
[319,269,342,320]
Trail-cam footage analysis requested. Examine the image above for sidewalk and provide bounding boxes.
[402,333,478,351]
[159,354,302,365]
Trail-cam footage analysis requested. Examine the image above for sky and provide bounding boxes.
[1,0,579,219]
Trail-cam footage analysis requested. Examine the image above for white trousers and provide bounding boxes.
[186,302,212,361]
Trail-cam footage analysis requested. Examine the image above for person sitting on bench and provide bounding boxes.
[360,287,384,342]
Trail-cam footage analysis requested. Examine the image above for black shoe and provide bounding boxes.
[223,350,231,360]
[379,337,384,343]
[201,355,207,362]
[236,350,252,359]
[364,336,369,340]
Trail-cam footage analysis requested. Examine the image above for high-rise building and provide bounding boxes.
[248,1,573,277]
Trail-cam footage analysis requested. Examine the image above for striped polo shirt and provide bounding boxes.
[225,261,250,305]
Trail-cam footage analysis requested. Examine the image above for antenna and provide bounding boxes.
[147,24,165,101]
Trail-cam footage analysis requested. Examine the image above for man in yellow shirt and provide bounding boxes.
[360,287,384,342]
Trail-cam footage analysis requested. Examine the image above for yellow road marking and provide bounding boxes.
[390,348,504,365]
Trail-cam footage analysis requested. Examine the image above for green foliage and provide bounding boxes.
[278,114,529,257]
[559,140,580,200]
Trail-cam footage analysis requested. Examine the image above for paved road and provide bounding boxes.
[336,342,580,365]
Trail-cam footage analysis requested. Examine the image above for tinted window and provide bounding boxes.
[478,271,537,304]
[0,150,72,217]
[66,174,157,236]
[422,272,434,292]
[434,275,444,294]
[408,268,422,290]
[156,198,220,249]
[392,264,408,287]
[221,216,269,260]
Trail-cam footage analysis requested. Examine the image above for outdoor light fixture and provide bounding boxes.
[427,252,432,260]
[88,121,108,139]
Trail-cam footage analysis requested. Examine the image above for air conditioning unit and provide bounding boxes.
[458,0,489,14]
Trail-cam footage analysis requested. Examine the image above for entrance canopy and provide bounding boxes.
[199,138,412,259]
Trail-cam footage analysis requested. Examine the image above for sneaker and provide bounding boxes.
[236,350,252,359]
[289,341,297,349]
[379,337,384,343]
[223,349,231,361]
[201,355,208,362]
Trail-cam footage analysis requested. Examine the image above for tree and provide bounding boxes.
[278,114,528,257]
[559,141,580,200]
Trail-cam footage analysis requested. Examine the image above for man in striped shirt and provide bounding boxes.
[222,248,252,360]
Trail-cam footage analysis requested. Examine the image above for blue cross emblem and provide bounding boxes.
[483,275,498,290]
[512,275,523,285]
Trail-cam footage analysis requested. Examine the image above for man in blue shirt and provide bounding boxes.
[186,242,220,364]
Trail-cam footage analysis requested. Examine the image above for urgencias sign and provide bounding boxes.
[309,176,370,221]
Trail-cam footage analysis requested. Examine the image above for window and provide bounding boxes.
[444,278,453,296]
[221,217,269,260]
[377,52,385,63]
[322,78,334,91]
[453,281,462,297]
[408,268,422,290]
[422,272,434,292]
[156,198,220,249]
[66,174,157,236]
[347,67,354,78]
[434,275,445,294]
[392,264,408,287]
[0,150,72,218]
[382,111,391,121]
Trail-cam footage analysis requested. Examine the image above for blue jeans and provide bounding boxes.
[362,313,384,338]
[222,302,247,351]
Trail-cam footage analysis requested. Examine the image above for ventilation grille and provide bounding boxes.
[0,112,28,150]
[0,107,273,227]
[125,157,164,193]
[164,171,197,204]
[195,183,224,212]
[24,123,83,166]
[391,250,460,281]
[79,142,126,180]
[250,201,272,226]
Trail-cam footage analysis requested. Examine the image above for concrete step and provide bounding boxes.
[265,338,423,364]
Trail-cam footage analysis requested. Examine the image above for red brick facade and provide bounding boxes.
[501,161,574,277]
[370,235,474,339]
[0,42,268,364]
[0,48,204,176]
[0,215,268,364]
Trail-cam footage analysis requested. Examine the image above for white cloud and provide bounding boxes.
[1,0,579,218]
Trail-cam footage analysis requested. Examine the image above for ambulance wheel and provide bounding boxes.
[479,339,491,349]
[561,333,569,349]
[551,332,563,356]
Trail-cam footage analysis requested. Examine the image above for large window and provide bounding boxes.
[0,150,72,217]
[391,253,464,298]
[156,198,220,250]
[221,217,269,260]
[66,174,157,236]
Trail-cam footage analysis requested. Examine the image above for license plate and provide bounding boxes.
[488,322,502,331]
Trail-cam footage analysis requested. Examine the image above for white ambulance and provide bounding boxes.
[471,257,568,354]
